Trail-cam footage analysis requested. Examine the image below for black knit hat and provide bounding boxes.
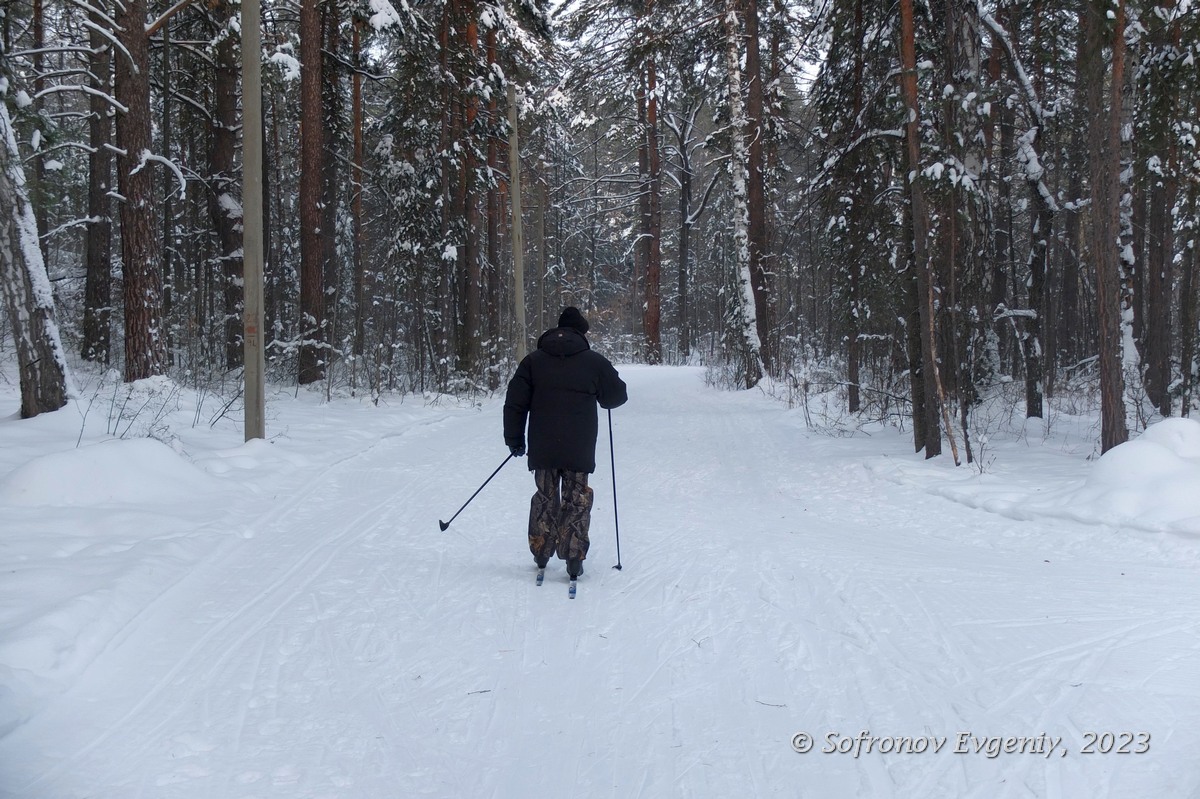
[558,306,589,334]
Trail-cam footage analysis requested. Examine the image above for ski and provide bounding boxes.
[536,568,545,586]
[568,578,577,599]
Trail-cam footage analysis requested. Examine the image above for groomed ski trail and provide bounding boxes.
[1,365,1196,798]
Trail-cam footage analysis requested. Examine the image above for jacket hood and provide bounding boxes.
[537,327,590,357]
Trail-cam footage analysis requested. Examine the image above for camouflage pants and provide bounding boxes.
[528,469,593,563]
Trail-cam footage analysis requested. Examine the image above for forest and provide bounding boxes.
[0,0,1198,462]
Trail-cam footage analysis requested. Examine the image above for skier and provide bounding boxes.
[503,307,628,583]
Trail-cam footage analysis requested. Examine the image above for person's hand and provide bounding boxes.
[509,444,526,457]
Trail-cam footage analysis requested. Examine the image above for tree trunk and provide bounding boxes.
[0,100,69,417]
[1085,0,1128,451]
[846,0,865,414]
[742,0,772,374]
[508,81,526,360]
[677,140,692,361]
[159,23,174,337]
[902,197,927,451]
[643,53,662,363]
[1058,10,1087,369]
[484,26,500,372]
[1024,196,1051,419]
[1143,2,1181,416]
[723,0,764,388]
[351,18,366,358]
[211,0,243,370]
[899,0,941,457]
[1181,158,1198,416]
[635,74,649,343]
[535,171,546,332]
[321,0,342,365]
[298,0,326,384]
[114,0,166,381]
[31,0,48,262]
[436,7,454,381]
[986,4,1055,419]
[460,0,483,376]
[81,1,112,364]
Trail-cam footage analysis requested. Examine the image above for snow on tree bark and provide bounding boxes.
[741,0,772,375]
[898,0,942,458]
[114,0,167,382]
[643,40,663,365]
[0,96,70,418]
[723,0,765,389]
[209,0,244,371]
[82,2,113,364]
[978,2,1057,419]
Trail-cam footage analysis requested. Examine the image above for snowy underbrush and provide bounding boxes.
[705,343,911,436]
[700,345,1200,550]
[862,382,1200,553]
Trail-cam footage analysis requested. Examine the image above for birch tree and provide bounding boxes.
[0,85,69,417]
[723,0,764,389]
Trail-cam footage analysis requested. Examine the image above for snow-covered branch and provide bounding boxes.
[976,1,1045,126]
[80,18,135,71]
[68,0,122,34]
[977,3,1059,215]
[129,150,187,199]
[686,170,722,227]
[994,305,1038,321]
[34,84,129,115]
[42,216,102,241]
[10,46,98,60]
[1015,128,1060,213]
[805,128,905,196]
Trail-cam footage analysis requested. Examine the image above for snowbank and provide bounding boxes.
[0,434,232,738]
[868,416,1200,542]
[0,437,223,507]
[1065,418,1200,530]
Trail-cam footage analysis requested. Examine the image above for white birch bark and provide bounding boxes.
[0,93,71,417]
[723,0,764,389]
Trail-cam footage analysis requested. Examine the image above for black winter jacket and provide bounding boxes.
[503,327,628,473]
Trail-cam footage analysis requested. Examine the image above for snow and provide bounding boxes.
[0,366,1198,797]
[267,52,300,82]
[1,100,76,398]
[218,192,243,220]
[367,0,404,31]
[0,438,222,507]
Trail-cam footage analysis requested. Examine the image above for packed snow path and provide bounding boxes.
[2,366,1197,797]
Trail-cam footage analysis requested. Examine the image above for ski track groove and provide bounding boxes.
[4,368,1197,797]
[13,424,443,795]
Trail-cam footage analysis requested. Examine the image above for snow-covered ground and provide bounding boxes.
[1,365,1197,798]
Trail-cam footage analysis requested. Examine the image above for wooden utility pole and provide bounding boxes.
[242,0,265,440]
[508,82,527,360]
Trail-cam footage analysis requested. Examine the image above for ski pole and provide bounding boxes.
[609,409,622,570]
[439,453,513,531]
